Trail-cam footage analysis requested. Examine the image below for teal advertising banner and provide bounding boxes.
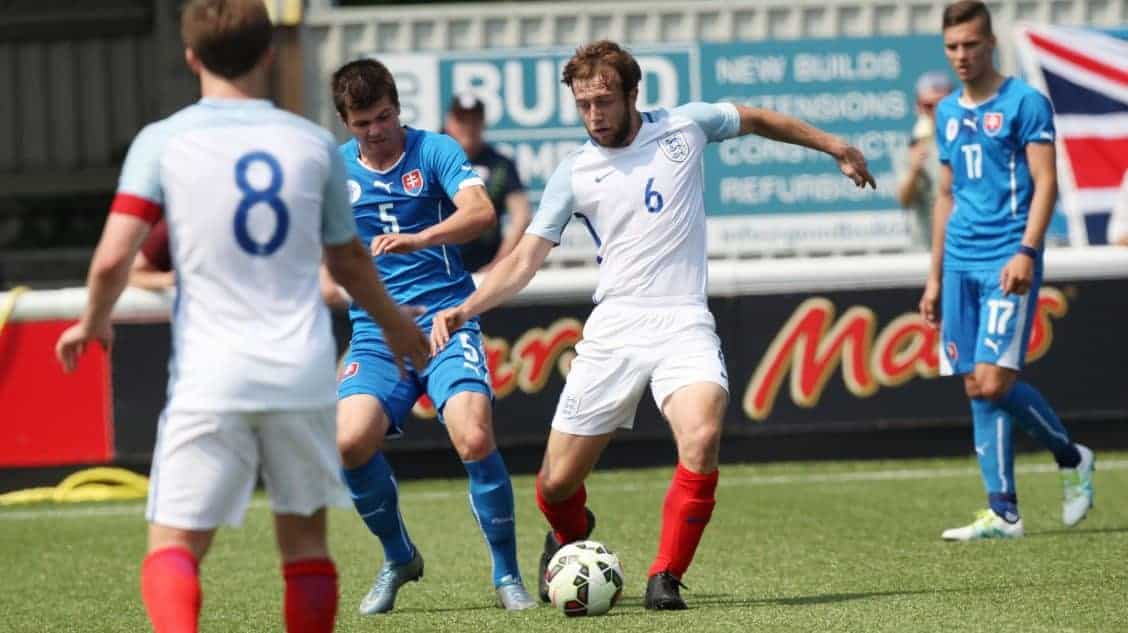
[378,36,950,255]
[699,36,943,217]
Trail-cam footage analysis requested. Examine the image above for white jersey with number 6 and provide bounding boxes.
[111,98,358,412]
[527,102,741,304]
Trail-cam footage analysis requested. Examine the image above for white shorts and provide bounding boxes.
[551,299,729,436]
[145,407,349,530]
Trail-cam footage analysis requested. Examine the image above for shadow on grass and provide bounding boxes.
[1026,525,1128,538]
[394,604,499,614]
[608,584,1041,612]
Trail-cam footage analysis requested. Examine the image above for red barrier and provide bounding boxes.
[0,320,113,467]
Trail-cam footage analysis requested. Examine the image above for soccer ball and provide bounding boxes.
[545,540,624,616]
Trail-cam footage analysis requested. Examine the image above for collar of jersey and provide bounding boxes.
[198,97,274,109]
[355,146,406,175]
[957,76,1011,110]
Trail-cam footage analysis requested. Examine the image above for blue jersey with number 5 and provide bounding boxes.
[935,77,1056,271]
[341,128,483,344]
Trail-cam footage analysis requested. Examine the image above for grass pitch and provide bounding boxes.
[2,452,1125,632]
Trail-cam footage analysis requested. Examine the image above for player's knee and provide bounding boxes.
[276,513,329,563]
[678,422,722,471]
[977,376,1011,401]
[537,469,581,503]
[337,425,381,469]
[963,375,983,399]
[453,428,494,462]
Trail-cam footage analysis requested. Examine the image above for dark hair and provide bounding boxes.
[180,0,273,80]
[561,40,642,96]
[942,1,993,36]
[331,59,400,118]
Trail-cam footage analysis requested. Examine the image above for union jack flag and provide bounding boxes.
[1015,25,1128,244]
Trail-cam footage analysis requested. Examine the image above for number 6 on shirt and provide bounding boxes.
[644,177,664,214]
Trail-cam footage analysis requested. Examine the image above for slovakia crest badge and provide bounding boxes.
[984,112,1004,137]
[401,169,424,196]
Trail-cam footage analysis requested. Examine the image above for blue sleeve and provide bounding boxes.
[321,143,358,245]
[525,154,577,244]
[935,106,951,164]
[672,102,741,142]
[117,123,167,203]
[1018,92,1056,146]
[424,133,485,200]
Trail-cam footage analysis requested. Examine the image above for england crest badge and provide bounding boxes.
[659,131,690,163]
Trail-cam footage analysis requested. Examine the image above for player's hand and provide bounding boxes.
[1000,254,1035,296]
[918,277,941,329]
[430,306,469,356]
[55,319,113,373]
[835,144,878,189]
[383,306,429,377]
[370,233,428,256]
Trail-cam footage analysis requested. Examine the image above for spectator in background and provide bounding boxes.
[444,94,532,273]
[896,71,954,249]
[1107,169,1128,245]
[129,219,175,290]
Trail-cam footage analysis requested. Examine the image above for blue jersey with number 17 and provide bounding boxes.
[342,128,484,345]
[935,77,1056,271]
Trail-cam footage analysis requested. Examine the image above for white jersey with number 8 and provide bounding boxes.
[111,99,357,412]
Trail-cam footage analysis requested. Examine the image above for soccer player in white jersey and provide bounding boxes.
[53,2,428,632]
[432,40,875,610]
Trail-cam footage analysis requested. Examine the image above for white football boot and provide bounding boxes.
[1061,444,1095,527]
[941,509,1024,541]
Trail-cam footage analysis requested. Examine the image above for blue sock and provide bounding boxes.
[997,381,1081,468]
[464,450,521,587]
[342,452,415,565]
[971,398,1018,521]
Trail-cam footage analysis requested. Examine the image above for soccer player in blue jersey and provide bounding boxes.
[919,1,1095,541]
[326,59,536,612]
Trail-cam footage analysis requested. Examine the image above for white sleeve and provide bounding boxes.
[321,144,358,246]
[525,154,578,244]
[672,102,741,143]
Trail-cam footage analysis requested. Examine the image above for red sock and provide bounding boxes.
[535,474,589,544]
[648,463,718,579]
[141,547,201,633]
[283,558,338,633]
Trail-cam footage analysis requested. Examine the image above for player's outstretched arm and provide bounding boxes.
[735,106,876,189]
[325,237,429,374]
[430,233,553,354]
[370,184,497,256]
[56,213,151,373]
[919,163,954,328]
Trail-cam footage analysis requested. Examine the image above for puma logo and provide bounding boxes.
[983,338,1000,354]
[373,180,393,194]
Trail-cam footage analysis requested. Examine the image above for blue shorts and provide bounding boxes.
[939,266,1042,376]
[337,327,492,436]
